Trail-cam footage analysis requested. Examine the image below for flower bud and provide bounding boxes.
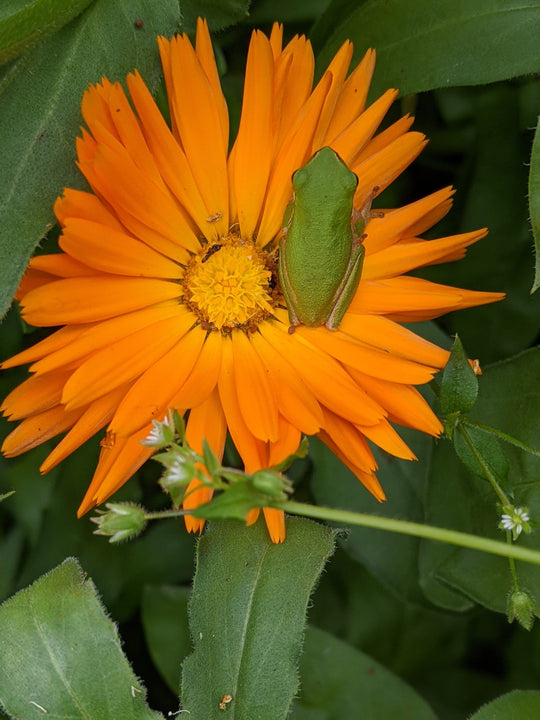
[251,470,290,498]
[141,412,175,448]
[507,588,539,631]
[159,456,200,507]
[91,503,147,543]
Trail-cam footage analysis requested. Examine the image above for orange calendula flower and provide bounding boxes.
[1,19,503,543]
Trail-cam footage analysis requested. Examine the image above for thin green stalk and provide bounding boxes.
[507,532,520,590]
[458,423,510,506]
[461,417,540,459]
[276,501,540,566]
[143,508,189,521]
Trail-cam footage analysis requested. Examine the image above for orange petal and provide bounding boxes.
[297,324,438,384]
[318,430,386,502]
[82,141,198,257]
[269,415,302,467]
[350,276,505,320]
[54,188,124,230]
[260,318,384,426]
[1,325,89,369]
[163,35,229,235]
[126,70,216,241]
[218,335,268,472]
[311,40,353,151]
[28,254,96,278]
[262,508,286,543]
[109,325,206,437]
[21,277,182,326]
[257,71,333,247]
[78,426,156,513]
[363,229,487,280]
[1,368,72,420]
[231,330,279,442]
[353,132,427,207]
[195,18,229,151]
[40,385,128,473]
[358,418,416,460]
[183,387,227,534]
[60,219,184,278]
[250,329,323,435]
[324,49,376,142]
[272,34,314,154]
[170,330,222,409]
[330,89,398,166]
[339,314,449,369]
[61,312,195,410]
[322,406,377,472]
[363,187,455,255]
[31,303,182,375]
[183,478,213,535]
[348,368,443,436]
[231,30,274,240]
[2,405,84,458]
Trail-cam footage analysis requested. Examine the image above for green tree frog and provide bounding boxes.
[278,146,369,332]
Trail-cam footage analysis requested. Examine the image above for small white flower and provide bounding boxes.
[141,412,174,447]
[499,506,531,540]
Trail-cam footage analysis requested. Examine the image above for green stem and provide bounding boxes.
[507,532,520,590]
[461,417,540,459]
[276,501,540,566]
[143,508,189,521]
[458,423,510,506]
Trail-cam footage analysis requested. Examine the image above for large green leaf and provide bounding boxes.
[420,347,540,614]
[290,626,438,719]
[315,0,540,97]
[470,690,540,719]
[529,116,540,293]
[421,83,539,364]
[0,0,95,64]
[0,558,163,719]
[181,518,335,719]
[0,0,180,319]
[177,0,250,34]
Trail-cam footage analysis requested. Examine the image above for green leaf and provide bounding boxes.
[469,690,540,719]
[310,430,443,608]
[423,83,539,364]
[181,518,335,719]
[420,347,540,614]
[453,423,510,496]
[529,115,540,293]
[0,0,95,64]
[439,335,478,419]
[141,585,191,694]
[316,0,540,97]
[178,0,250,34]
[191,480,274,520]
[290,626,438,719]
[0,558,163,719]
[0,0,180,319]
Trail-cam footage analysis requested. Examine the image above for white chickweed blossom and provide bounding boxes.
[141,411,175,448]
[499,506,531,540]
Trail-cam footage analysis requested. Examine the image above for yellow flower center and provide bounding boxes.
[184,235,277,331]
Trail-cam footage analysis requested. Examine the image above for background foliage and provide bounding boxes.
[0,0,539,718]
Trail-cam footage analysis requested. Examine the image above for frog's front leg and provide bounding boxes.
[352,185,383,237]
